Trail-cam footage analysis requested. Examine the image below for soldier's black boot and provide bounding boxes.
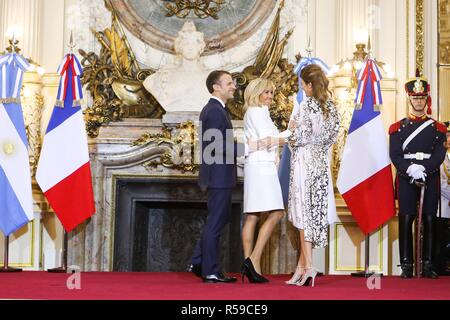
[422,215,438,279]
[399,214,414,278]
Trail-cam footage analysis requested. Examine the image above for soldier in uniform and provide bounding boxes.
[389,71,447,278]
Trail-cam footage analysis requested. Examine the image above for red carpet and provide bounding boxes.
[0,272,449,300]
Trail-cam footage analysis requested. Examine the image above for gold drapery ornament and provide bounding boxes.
[133,121,199,173]
[227,0,298,131]
[80,0,164,137]
[79,0,297,136]
[163,0,226,20]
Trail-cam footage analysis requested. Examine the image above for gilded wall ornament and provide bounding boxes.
[331,89,355,186]
[80,0,298,138]
[416,0,424,73]
[22,91,44,177]
[80,1,165,137]
[163,0,226,20]
[227,0,298,131]
[133,121,199,173]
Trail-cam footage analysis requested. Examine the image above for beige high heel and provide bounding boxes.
[296,267,318,287]
[285,266,305,285]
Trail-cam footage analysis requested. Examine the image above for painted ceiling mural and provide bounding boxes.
[110,0,276,54]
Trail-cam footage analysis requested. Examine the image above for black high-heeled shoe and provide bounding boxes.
[241,258,269,283]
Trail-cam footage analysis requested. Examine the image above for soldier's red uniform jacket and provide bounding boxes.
[389,114,447,216]
[389,115,447,177]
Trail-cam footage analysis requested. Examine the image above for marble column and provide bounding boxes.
[40,0,65,72]
[0,0,42,60]
[336,0,379,61]
[0,0,5,50]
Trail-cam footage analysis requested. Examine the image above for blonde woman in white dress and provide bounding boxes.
[241,78,289,283]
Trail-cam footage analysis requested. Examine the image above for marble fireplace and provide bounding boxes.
[113,177,243,272]
[68,118,245,272]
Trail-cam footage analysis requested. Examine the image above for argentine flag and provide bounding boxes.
[0,53,34,235]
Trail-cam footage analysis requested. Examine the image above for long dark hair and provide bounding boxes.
[300,64,332,118]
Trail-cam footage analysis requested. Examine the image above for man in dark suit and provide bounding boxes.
[188,70,238,283]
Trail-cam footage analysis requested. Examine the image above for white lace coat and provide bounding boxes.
[288,97,340,248]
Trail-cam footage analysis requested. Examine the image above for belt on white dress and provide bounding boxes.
[403,152,431,160]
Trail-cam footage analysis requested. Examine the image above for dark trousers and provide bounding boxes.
[397,175,439,216]
[398,176,439,267]
[191,188,233,276]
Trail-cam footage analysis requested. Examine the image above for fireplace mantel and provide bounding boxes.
[68,118,245,271]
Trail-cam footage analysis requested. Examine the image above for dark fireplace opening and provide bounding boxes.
[113,178,243,273]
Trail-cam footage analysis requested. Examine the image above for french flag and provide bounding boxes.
[36,54,95,232]
[337,59,395,235]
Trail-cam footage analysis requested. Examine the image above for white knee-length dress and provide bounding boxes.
[243,105,286,213]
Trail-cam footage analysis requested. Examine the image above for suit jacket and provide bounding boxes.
[198,98,237,189]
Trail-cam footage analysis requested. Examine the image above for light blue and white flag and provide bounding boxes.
[0,53,34,236]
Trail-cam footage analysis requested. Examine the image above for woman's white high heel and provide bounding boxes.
[285,266,305,285]
[296,267,318,287]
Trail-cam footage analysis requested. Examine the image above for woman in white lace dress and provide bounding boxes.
[286,64,340,287]
[241,78,289,283]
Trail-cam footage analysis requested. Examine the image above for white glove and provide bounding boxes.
[411,170,427,181]
[406,164,425,177]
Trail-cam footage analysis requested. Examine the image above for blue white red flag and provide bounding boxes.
[36,53,95,232]
[337,59,395,234]
[0,53,34,235]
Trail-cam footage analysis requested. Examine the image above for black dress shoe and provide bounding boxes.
[422,261,438,279]
[187,264,202,278]
[203,273,237,283]
[400,261,413,278]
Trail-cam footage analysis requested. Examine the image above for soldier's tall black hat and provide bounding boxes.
[405,68,432,114]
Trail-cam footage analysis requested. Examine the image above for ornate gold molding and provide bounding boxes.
[163,0,226,20]
[80,0,297,136]
[334,223,383,272]
[416,0,424,72]
[407,0,410,79]
[227,0,298,131]
[133,121,199,173]
[0,221,36,268]
[80,1,164,138]
[331,89,354,185]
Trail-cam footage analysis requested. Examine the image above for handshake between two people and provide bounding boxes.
[248,136,286,152]
[406,163,427,182]
[248,130,291,153]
